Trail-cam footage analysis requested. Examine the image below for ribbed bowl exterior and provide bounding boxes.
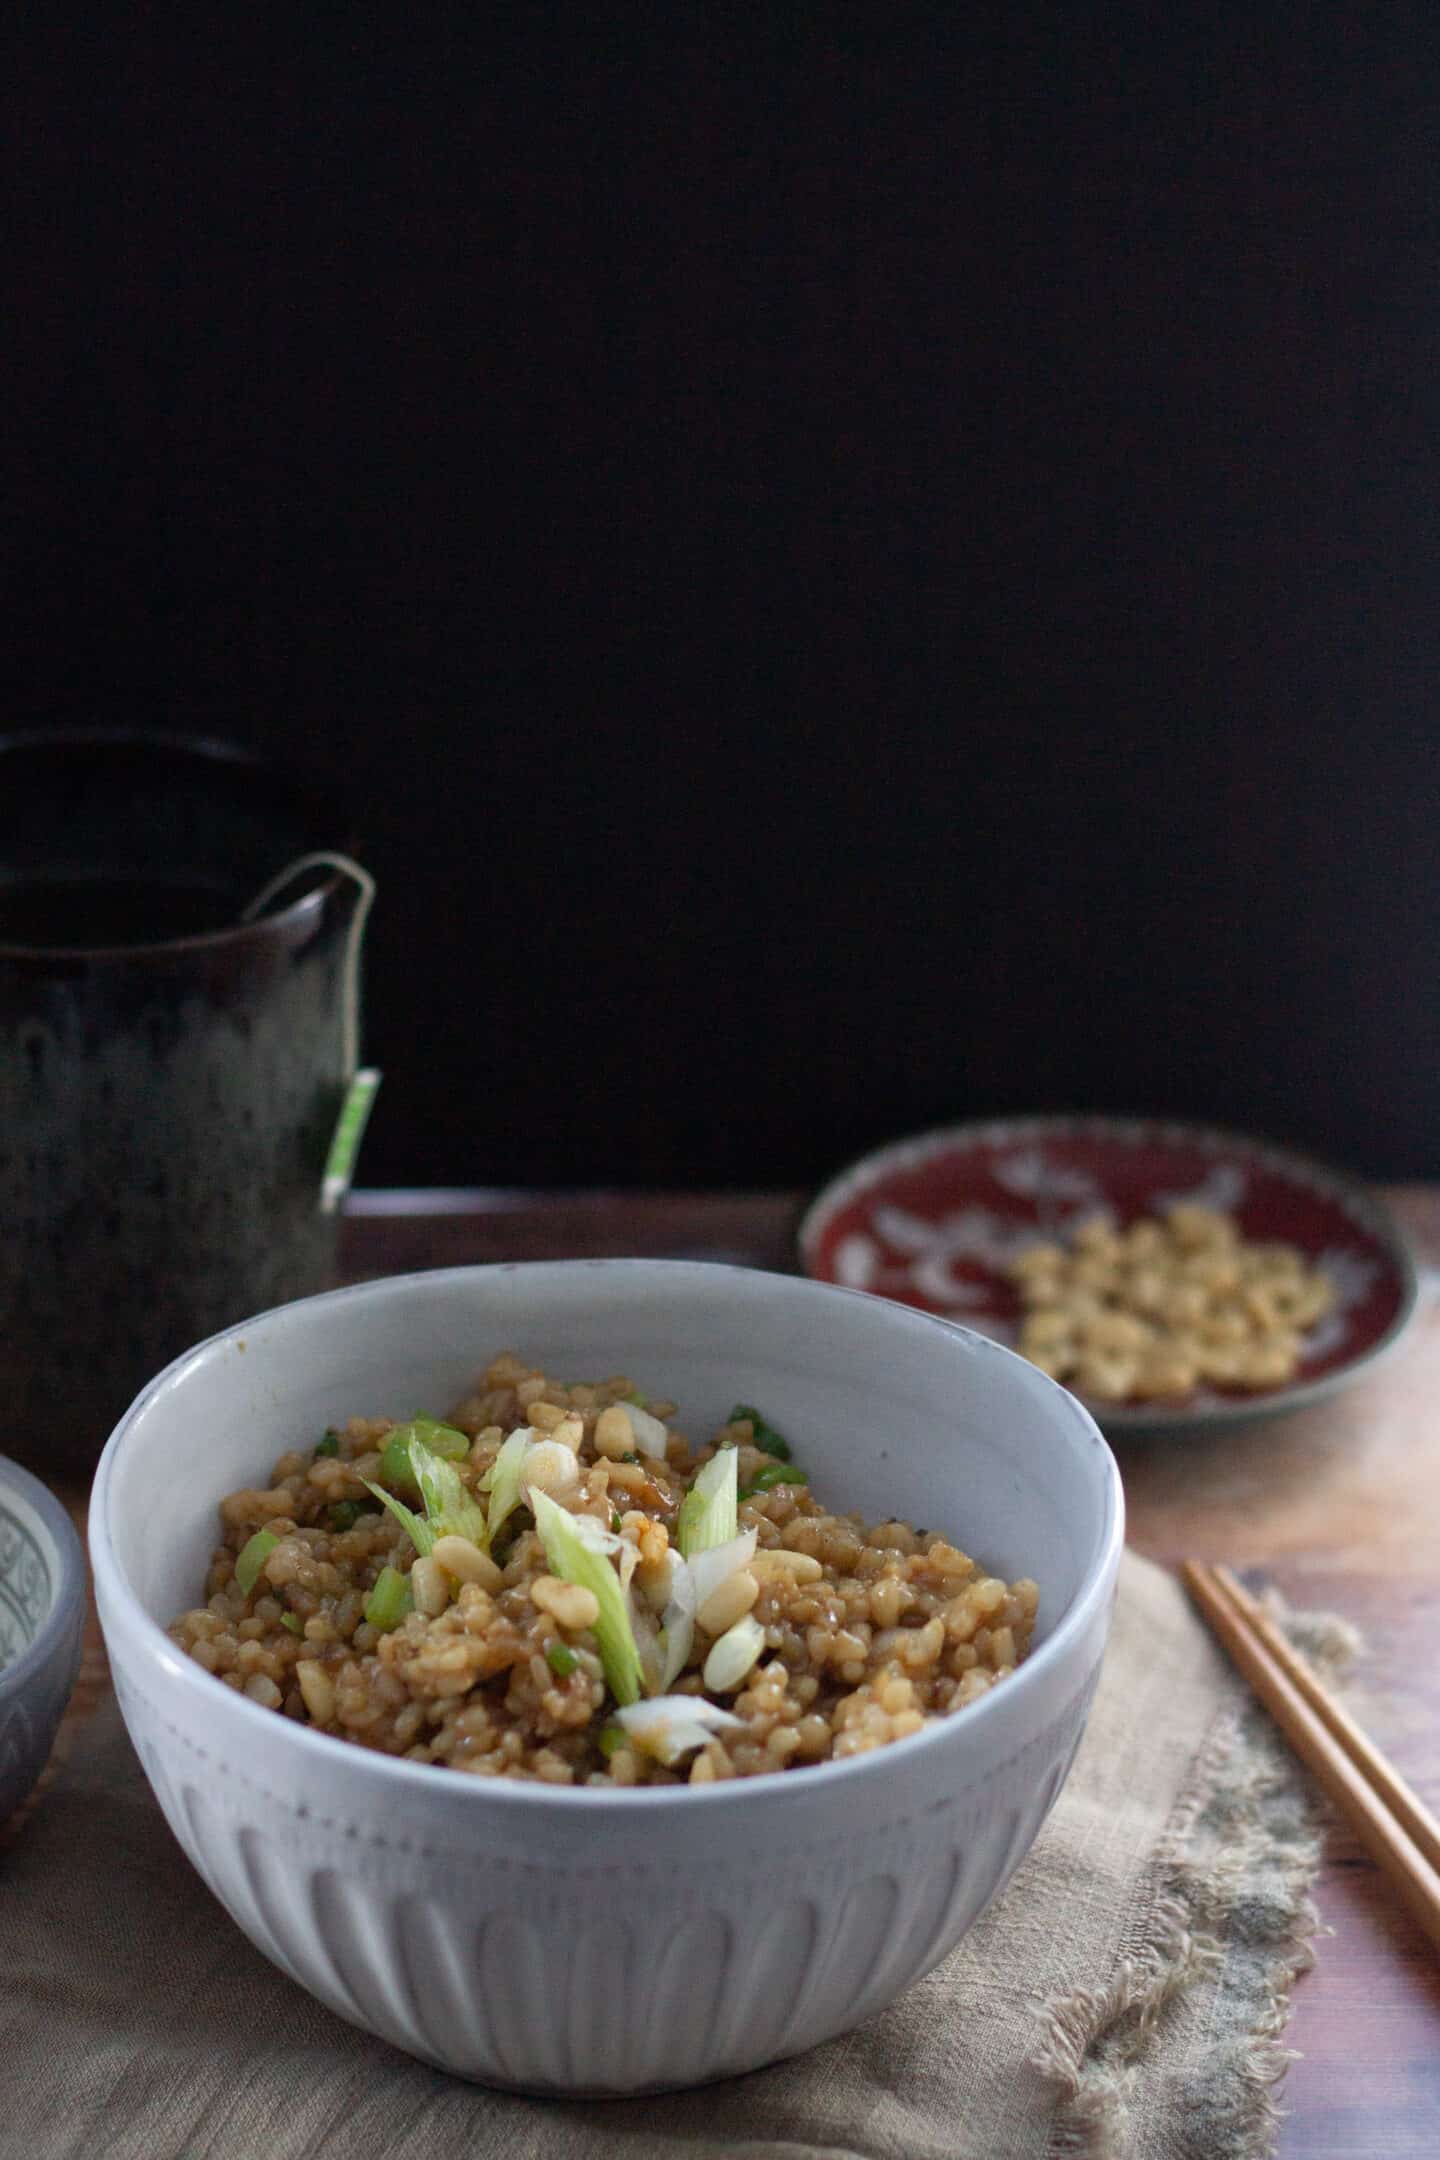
[105,1620,1105,2092]
[92,1259,1123,2093]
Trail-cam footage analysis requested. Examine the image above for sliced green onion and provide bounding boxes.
[314,1428,341,1458]
[598,1723,626,1758]
[486,1428,534,1545]
[622,1389,648,1409]
[364,1564,412,1632]
[620,1401,670,1461]
[675,1445,737,1558]
[413,1414,470,1456]
[234,1528,280,1597]
[379,1430,420,1494]
[728,1403,791,1460]
[361,1478,436,1556]
[280,1613,304,1635]
[616,1695,743,1766]
[545,1640,578,1677]
[410,1437,488,1545]
[740,1462,809,1498]
[659,1553,697,1688]
[611,1509,623,1532]
[379,1415,469,1495]
[688,1531,758,1615]
[327,1499,363,1531]
[530,1489,644,1707]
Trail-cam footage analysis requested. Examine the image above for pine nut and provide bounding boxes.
[605,1458,649,1494]
[703,1613,766,1693]
[296,1660,335,1724]
[529,1400,567,1431]
[750,1549,823,1583]
[411,1556,450,1617]
[531,1575,601,1631]
[696,1568,759,1636]
[244,1674,283,1708]
[594,1404,635,1459]
[431,1535,504,1592]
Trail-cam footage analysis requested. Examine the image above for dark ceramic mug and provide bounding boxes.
[0,731,375,1478]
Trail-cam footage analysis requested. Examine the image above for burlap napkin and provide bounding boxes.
[0,1551,1341,2160]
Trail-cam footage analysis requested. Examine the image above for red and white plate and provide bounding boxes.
[799,1116,1420,1435]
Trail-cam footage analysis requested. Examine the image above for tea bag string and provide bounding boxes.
[239,851,376,1080]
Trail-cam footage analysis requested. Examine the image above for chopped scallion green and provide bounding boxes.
[623,1389,648,1409]
[545,1640,578,1677]
[379,1415,469,1494]
[485,1428,534,1546]
[676,1445,738,1557]
[234,1528,280,1597]
[364,1565,412,1632]
[410,1438,489,1545]
[531,1489,644,1707]
[327,1499,363,1531]
[379,1431,420,1495]
[280,1613,304,1635]
[728,1403,791,1460]
[417,1415,470,1454]
[314,1428,340,1458]
[616,1695,744,1766]
[620,1401,670,1460]
[361,1478,435,1556]
[740,1461,809,1498]
[598,1723,626,1758]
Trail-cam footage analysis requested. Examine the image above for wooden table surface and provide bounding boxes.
[27,1185,1437,2156]
[342,1185,1440,2158]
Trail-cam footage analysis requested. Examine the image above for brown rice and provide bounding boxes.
[168,1353,1039,1786]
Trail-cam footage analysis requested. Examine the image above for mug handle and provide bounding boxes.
[240,851,376,1081]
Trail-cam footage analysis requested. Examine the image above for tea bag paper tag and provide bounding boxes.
[321,1068,382,1213]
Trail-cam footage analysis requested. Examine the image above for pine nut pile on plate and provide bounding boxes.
[168,1354,1038,1786]
[1009,1204,1334,1402]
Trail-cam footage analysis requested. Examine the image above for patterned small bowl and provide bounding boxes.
[0,1455,86,1824]
[800,1115,1421,1438]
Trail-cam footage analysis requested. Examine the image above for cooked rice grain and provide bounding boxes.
[169,1354,1038,1786]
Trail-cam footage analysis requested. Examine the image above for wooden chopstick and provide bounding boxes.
[1207,1563,1440,1880]
[1182,1559,1440,1955]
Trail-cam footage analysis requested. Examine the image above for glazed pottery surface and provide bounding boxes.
[93,1260,1123,2093]
[0,1454,86,1822]
[0,731,368,1474]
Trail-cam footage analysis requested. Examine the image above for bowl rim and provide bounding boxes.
[0,1452,86,1704]
[90,1258,1125,1811]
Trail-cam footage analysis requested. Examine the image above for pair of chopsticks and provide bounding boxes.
[1183,1561,1440,1954]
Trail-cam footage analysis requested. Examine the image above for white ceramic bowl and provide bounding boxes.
[91,1261,1123,2094]
[1,1454,86,1823]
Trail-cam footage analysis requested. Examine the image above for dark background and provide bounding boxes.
[7,10,1439,1188]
